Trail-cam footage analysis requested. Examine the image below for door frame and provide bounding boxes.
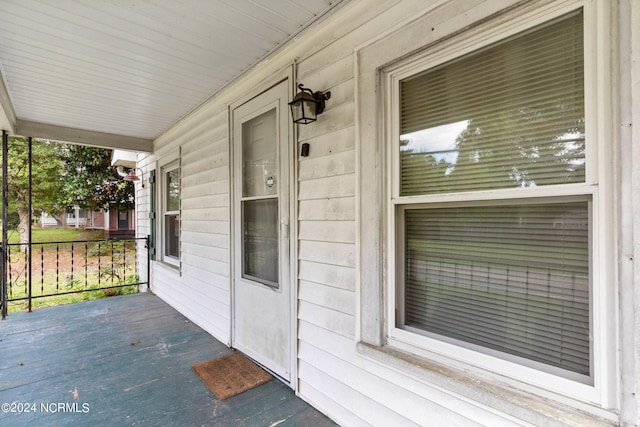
[229,67,298,388]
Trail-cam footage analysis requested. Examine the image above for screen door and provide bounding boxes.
[232,80,291,382]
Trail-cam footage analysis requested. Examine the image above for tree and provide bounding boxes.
[3,137,64,250]
[1,139,135,251]
[56,144,134,212]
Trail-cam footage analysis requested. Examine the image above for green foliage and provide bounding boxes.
[1,138,133,248]
[87,240,129,257]
[56,144,134,212]
[5,137,64,217]
[5,212,19,229]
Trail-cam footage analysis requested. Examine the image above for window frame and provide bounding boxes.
[357,0,616,409]
[158,153,181,268]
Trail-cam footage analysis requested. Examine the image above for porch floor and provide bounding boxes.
[0,293,337,426]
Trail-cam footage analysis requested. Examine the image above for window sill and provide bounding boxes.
[356,342,616,426]
[154,259,181,274]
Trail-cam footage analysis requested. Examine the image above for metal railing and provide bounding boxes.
[3,236,148,314]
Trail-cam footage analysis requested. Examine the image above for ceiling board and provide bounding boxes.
[0,0,348,144]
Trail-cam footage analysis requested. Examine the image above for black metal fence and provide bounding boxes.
[2,237,148,315]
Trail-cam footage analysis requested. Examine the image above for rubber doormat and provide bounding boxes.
[192,352,273,400]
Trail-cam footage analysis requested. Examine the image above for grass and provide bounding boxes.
[5,227,105,244]
[4,227,141,313]
[7,285,139,312]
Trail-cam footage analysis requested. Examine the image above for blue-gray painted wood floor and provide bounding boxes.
[0,293,337,426]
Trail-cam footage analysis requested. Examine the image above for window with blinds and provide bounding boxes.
[395,10,591,378]
[163,163,180,261]
[403,202,590,375]
[399,11,584,195]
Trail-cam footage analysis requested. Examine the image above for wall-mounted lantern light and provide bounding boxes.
[289,83,331,124]
[122,167,145,188]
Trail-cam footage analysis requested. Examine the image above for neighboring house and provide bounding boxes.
[39,208,85,228]
[39,212,58,228]
[40,206,135,239]
[86,208,135,239]
[4,0,640,425]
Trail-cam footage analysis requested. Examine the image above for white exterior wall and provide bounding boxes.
[618,0,640,424]
[136,101,232,344]
[133,154,151,296]
[135,0,640,425]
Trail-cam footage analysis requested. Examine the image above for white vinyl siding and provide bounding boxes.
[149,104,232,344]
[138,0,628,424]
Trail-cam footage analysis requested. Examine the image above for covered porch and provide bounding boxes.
[0,3,350,423]
[0,293,336,426]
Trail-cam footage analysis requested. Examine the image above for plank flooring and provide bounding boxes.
[0,293,337,426]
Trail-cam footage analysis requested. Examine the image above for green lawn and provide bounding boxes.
[3,227,140,313]
[5,227,105,244]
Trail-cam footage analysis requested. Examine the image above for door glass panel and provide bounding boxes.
[242,199,279,287]
[243,109,278,197]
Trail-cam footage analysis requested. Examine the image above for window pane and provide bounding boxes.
[243,109,278,198]
[165,214,179,258]
[403,202,590,375]
[242,199,278,287]
[399,11,584,195]
[166,168,180,211]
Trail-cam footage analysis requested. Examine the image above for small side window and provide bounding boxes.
[160,161,180,266]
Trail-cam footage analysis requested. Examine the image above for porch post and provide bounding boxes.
[146,235,150,291]
[1,131,8,319]
[27,137,32,312]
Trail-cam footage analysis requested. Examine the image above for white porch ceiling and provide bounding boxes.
[0,0,348,151]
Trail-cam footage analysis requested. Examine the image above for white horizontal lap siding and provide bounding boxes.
[134,153,155,291]
[300,320,528,427]
[137,0,606,424]
[295,24,366,424]
[293,1,541,426]
[150,102,231,344]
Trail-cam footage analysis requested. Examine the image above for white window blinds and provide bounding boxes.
[403,202,590,375]
[399,11,584,195]
[396,10,591,378]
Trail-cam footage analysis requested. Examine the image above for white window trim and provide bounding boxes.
[157,149,181,269]
[357,0,616,414]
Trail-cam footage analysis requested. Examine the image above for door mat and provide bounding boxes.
[192,352,273,400]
